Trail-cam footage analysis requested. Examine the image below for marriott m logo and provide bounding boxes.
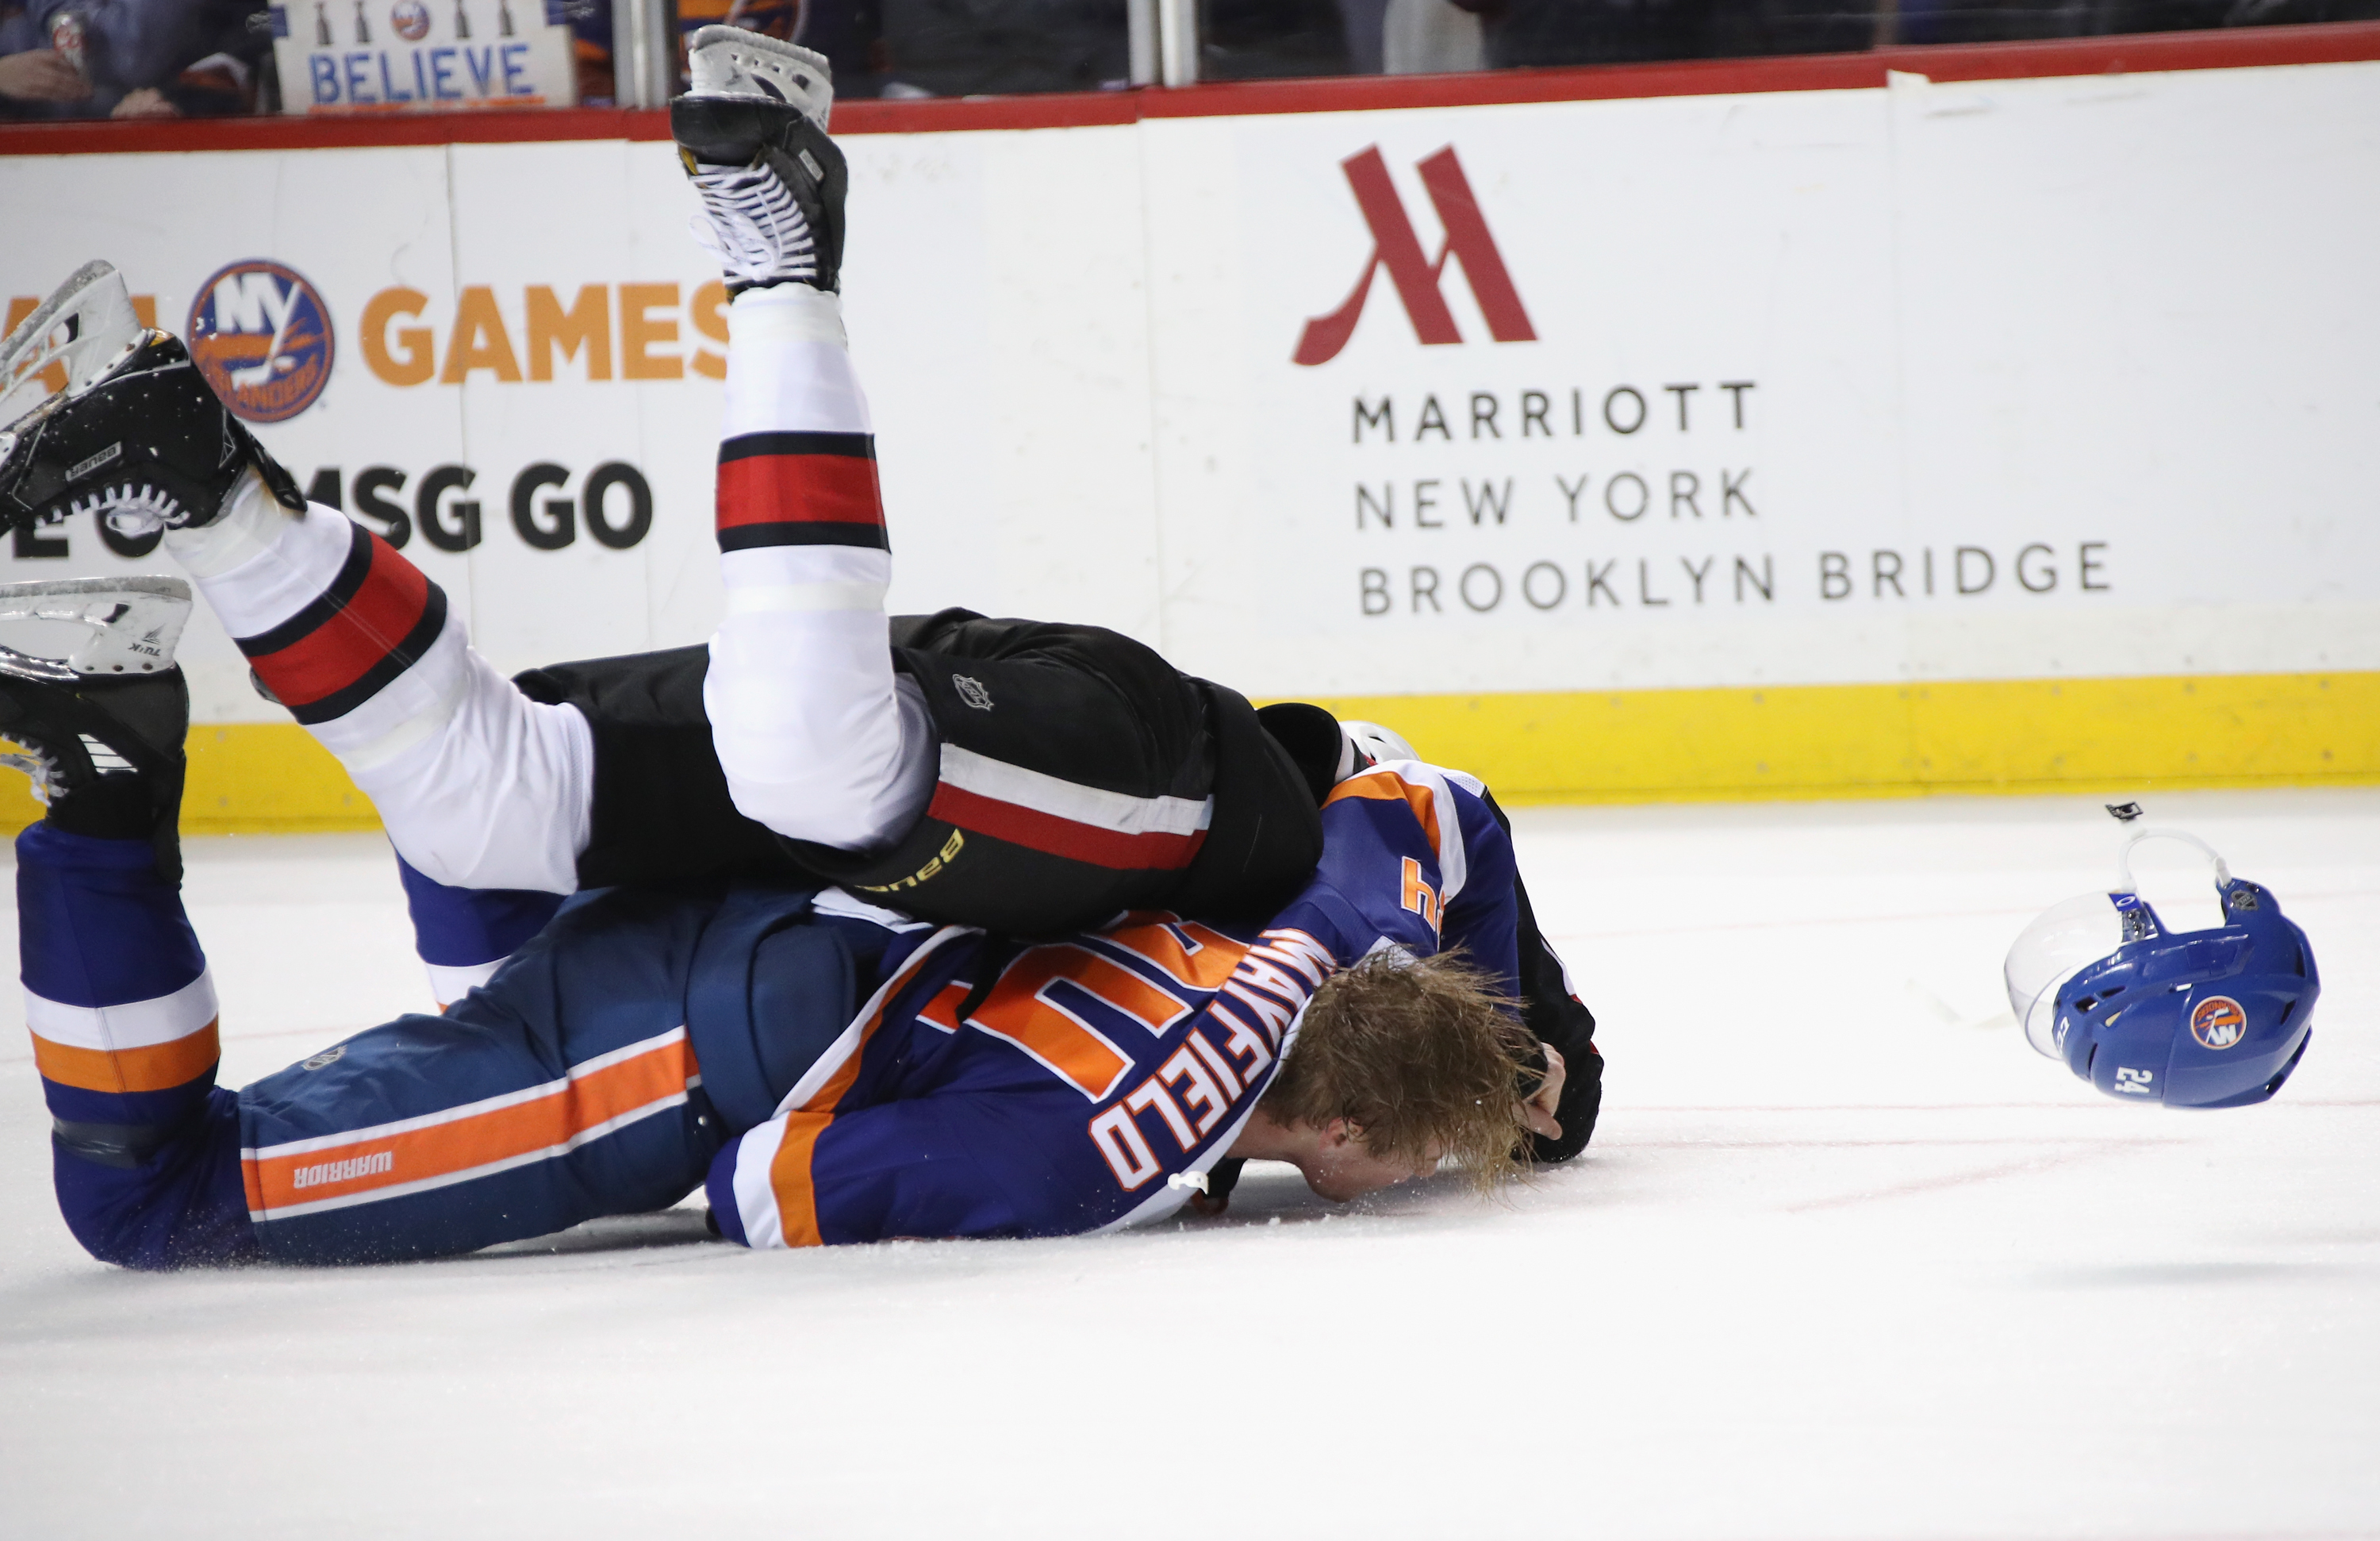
[1293,145,1537,367]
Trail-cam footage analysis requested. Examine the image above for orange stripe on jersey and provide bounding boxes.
[1325,769,1440,857]
[244,1033,696,1213]
[766,940,953,1247]
[30,1021,220,1094]
[1101,916,1251,991]
[770,1110,836,1248]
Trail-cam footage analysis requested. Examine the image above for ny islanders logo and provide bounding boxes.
[2190,995,2248,1051]
[1293,145,1535,367]
[187,260,336,423]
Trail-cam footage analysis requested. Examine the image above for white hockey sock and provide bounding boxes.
[163,473,592,893]
[706,286,932,851]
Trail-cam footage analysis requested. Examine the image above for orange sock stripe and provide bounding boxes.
[244,1035,696,1214]
[30,1021,221,1094]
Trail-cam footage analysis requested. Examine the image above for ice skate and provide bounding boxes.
[0,575,193,878]
[0,260,305,543]
[672,29,847,294]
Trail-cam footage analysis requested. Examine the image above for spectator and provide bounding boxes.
[1,2,95,114]
[2,0,268,118]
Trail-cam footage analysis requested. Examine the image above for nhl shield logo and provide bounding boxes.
[2190,995,2248,1050]
[187,259,336,424]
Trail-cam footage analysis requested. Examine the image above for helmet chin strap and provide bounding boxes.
[2114,827,2232,897]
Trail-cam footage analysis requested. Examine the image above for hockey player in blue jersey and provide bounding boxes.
[0,575,1550,1264]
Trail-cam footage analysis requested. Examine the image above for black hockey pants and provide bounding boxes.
[514,610,1325,936]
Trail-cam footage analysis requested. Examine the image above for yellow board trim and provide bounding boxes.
[1301,671,2380,805]
[0,723,379,836]
[0,672,2368,835]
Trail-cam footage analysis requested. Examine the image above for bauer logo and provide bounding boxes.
[2190,995,2249,1050]
[187,259,336,424]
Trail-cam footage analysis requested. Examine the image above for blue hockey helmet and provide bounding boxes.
[2003,828,2318,1109]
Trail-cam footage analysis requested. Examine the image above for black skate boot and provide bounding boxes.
[670,27,847,295]
[0,576,195,883]
[0,260,306,544]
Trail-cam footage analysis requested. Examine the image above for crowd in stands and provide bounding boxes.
[2,0,272,116]
[4,0,2374,120]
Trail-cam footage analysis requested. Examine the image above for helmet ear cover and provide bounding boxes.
[2047,878,2318,1109]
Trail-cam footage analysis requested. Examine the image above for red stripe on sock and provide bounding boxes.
[245,535,435,709]
[716,454,885,532]
[925,784,1211,872]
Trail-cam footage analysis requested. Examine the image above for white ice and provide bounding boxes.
[1,790,2374,1539]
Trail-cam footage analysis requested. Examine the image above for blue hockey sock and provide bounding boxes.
[395,851,565,1008]
[18,821,255,1266]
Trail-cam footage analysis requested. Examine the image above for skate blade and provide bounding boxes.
[685,25,834,129]
[0,575,192,677]
[0,261,148,441]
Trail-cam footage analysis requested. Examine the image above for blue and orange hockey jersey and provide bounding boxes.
[710,759,1522,1247]
[22,756,1567,1268]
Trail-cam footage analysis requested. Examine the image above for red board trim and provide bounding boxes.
[4,20,2375,156]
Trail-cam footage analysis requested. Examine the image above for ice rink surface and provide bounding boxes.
[0,788,2374,1539]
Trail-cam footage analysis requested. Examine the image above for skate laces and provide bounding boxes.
[687,161,818,289]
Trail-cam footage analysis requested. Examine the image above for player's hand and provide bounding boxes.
[0,50,92,102]
[1518,1043,1565,1140]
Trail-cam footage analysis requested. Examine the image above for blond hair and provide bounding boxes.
[1264,950,1535,1189]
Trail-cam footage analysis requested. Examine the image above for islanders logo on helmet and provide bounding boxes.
[2190,995,2248,1051]
[186,260,335,425]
